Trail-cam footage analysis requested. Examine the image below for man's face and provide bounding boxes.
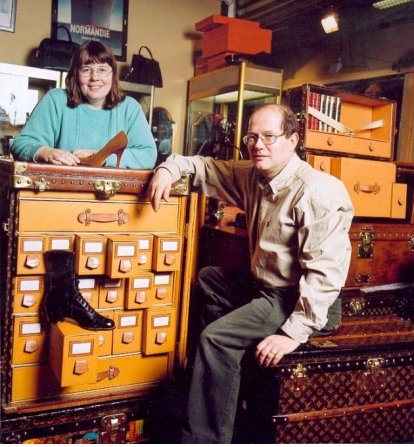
[246,107,298,180]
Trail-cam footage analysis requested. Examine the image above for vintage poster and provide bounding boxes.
[53,0,128,61]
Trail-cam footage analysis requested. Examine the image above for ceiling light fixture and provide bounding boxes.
[321,11,339,33]
[373,0,412,9]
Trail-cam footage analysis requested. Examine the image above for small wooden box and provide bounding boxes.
[152,236,181,272]
[112,310,143,355]
[49,321,99,387]
[13,275,45,314]
[16,236,47,275]
[153,272,174,306]
[98,277,125,309]
[12,316,46,365]
[75,234,107,276]
[142,308,176,355]
[125,273,155,309]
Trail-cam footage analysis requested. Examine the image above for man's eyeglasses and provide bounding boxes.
[78,66,112,78]
[242,133,285,146]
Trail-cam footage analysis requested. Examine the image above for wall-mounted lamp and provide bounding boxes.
[321,11,339,33]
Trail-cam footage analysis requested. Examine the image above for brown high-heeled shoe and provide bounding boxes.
[78,131,128,168]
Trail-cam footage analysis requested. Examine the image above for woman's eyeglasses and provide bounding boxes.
[78,66,112,78]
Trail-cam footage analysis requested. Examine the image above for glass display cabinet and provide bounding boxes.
[185,61,283,161]
[0,63,61,155]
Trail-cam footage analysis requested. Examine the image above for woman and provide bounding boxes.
[11,40,157,169]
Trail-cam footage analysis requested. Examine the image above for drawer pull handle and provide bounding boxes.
[78,209,129,225]
[353,182,380,195]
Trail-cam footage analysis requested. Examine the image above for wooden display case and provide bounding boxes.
[287,83,397,161]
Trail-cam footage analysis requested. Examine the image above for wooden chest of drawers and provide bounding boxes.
[0,160,197,419]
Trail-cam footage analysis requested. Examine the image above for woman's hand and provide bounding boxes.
[147,167,173,212]
[72,149,96,159]
[35,147,80,166]
[255,334,301,368]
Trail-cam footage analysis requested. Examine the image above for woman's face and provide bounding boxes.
[78,63,113,108]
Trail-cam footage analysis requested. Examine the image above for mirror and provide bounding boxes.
[151,107,175,165]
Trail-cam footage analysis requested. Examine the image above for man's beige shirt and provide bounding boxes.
[159,153,354,343]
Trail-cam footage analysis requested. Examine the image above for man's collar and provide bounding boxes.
[257,153,302,193]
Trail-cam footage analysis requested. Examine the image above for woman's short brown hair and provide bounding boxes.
[65,39,125,109]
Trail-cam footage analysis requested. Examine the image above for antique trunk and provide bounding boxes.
[345,222,414,288]
[0,159,198,443]
[235,284,414,443]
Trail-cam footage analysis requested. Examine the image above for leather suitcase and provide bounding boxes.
[235,284,414,443]
[346,222,414,288]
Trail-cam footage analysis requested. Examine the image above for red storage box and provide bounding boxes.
[196,14,260,32]
[196,15,272,58]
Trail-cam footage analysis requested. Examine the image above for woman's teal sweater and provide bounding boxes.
[11,88,157,169]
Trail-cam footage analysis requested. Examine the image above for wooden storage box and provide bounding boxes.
[49,321,99,387]
[0,159,193,416]
[287,83,396,160]
[308,155,407,218]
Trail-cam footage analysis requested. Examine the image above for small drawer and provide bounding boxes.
[98,277,125,309]
[13,276,45,314]
[152,236,181,271]
[112,310,143,355]
[78,277,100,309]
[106,235,140,278]
[16,236,47,275]
[97,311,114,357]
[125,273,155,309]
[153,273,174,306]
[12,316,46,365]
[75,234,107,276]
[142,308,176,355]
[306,154,331,173]
[391,183,407,219]
[49,321,99,387]
[47,235,75,252]
[136,235,153,271]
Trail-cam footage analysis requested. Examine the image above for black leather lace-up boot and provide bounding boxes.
[43,250,115,331]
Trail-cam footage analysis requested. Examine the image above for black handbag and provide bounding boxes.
[35,26,80,71]
[122,46,163,87]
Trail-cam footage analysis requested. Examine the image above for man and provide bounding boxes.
[147,104,354,443]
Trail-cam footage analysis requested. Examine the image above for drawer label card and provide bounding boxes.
[78,278,96,289]
[153,315,170,328]
[20,322,41,335]
[133,277,150,289]
[154,274,170,286]
[138,239,150,250]
[117,245,135,257]
[22,240,43,252]
[51,238,70,250]
[84,241,104,253]
[19,279,40,292]
[161,240,178,252]
[120,315,137,327]
[71,341,92,355]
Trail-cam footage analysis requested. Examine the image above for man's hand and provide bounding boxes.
[255,334,301,368]
[35,147,80,166]
[147,168,173,212]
